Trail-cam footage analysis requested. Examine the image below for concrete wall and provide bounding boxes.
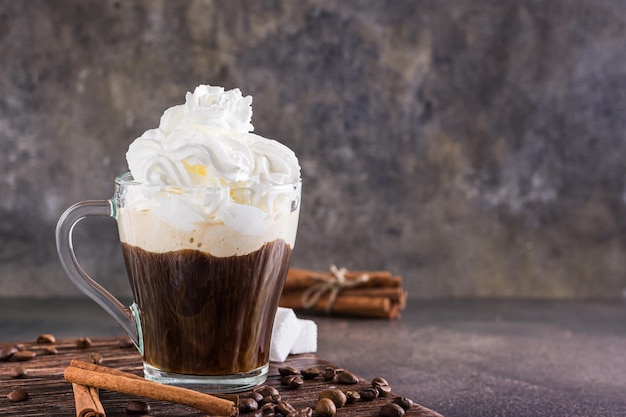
[1,0,625,298]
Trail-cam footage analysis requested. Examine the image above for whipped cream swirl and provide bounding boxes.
[127,85,300,187]
[122,85,301,239]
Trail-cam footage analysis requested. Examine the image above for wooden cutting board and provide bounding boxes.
[0,337,443,416]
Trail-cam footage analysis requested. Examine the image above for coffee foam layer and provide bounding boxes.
[117,206,299,257]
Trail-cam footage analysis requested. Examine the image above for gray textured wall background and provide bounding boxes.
[1,0,625,299]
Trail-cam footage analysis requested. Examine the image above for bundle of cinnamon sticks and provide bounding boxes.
[280,267,407,319]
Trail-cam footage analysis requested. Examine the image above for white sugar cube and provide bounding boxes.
[290,319,317,355]
[270,307,302,362]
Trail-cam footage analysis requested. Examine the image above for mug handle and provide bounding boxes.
[55,199,142,350]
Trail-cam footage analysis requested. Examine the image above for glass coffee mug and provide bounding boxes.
[56,173,301,392]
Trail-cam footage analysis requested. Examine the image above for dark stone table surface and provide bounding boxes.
[1,297,625,417]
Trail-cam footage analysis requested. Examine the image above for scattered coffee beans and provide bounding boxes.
[261,402,276,415]
[12,350,37,361]
[300,367,321,380]
[277,400,297,415]
[315,397,337,417]
[372,376,392,396]
[36,333,56,344]
[345,390,361,404]
[278,366,300,376]
[359,386,379,401]
[281,374,304,389]
[76,337,93,349]
[256,385,280,397]
[319,389,347,408]
[0,345,18,361]
[281,375,294,385]
[322,366,337,381]
[14,357,407,415]
[9,365,27,379]
[43,346,59,355]
[7,388,29,402]
[126,400,151,414]
[380,402,406,417]
[238,397,259,413]
[261,394,282,405]
[245,391,264,403]
[337,369,359,384]
[393,396,415,410]
[292,406,313,417]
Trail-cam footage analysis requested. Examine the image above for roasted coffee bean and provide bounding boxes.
[281,374,295,386]
[90,353,104,365]
[238,397,259,413]
[289,375,303,389]
[359,386,379,401]
[380,403,406,417]
[15,343,25,351]
[10,365,28,379]
[288,407,313,417]
[322,367,336,381]
[315,398,336,417]
[372,376,392,396]
[261,402,276,415]
[271,394,282,403]
[244,391,264,403]
[277,400,297,415]
[126,400,151,414]
[280,375,303,389]
[261,394,281,405]
[300,367,320,380]
[7,388,29,402]
[319,389,347,408]
[43,346,59,355]
[12,350,37,361]
[372,376,390,386]
[0,346,18,361]
[36,333,56,344]
[337,369,359,384]
[278,366,300,376]
[76,337,93,349]
[393,396,415,410]
[345,390,361,404]
[256,385,280,397]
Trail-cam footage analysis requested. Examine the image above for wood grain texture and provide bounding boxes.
[0,337,444,416]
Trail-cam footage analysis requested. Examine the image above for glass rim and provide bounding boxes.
[114,172,302,191]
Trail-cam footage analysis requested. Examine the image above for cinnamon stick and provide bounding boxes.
[284,268,402,291]
[280,292,401,319]
[71,383,105,417]
[280,287,407,311]
[69,360,143,380]
[335,287,408,307]
[64,362,237,416]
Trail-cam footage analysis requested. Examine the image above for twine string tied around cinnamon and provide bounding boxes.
[300,265,370,313]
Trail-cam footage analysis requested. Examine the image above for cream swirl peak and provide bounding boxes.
[126,85,300,187]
